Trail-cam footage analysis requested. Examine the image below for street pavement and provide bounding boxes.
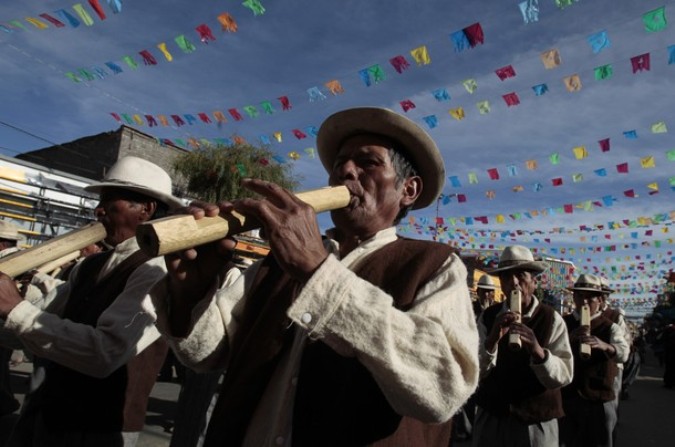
[3,352,675,446]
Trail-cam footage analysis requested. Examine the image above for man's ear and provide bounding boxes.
[400,175,423,208]
[140,201,158,221]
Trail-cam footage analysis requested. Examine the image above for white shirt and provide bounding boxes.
[152,227,480,447]
[3,237,167,378]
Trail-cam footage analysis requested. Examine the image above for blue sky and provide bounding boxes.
[1,0,674,314]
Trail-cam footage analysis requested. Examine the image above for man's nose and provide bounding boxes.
[335,160,358,181]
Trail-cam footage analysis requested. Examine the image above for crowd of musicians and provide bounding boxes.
[0,106,660,447]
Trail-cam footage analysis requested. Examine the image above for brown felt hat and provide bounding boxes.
[316,107,445,210]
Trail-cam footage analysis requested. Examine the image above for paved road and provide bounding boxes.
[3,353,675,446]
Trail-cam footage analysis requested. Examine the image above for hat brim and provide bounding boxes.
[85,181,184,210]
[568,286,604,293]
[317,107,445,210]
[486,261,548,275]
[477,285,498,290]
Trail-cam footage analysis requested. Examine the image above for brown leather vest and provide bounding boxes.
[204,238,457,447]
[475,301,564,423]
[563,314,617,402]
[39,250,168,432]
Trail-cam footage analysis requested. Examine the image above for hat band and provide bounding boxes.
[497,259,534,268]
[574,283,602,290]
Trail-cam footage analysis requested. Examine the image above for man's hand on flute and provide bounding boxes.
[0,272,24,318]
[233,178,328,282]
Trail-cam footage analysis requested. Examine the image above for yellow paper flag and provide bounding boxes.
[572,146,588,159]
[540,49,561,69]
[410,46,431,65]
[640,156,655,168]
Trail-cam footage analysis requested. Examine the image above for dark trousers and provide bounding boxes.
[0,347,20,416]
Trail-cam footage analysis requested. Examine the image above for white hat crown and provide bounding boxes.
[487,245,548,274]
[85,156,183,209]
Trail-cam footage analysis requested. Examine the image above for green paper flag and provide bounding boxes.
[175,35,196,53]
[549,153,560,165]
[123,56,138,69]
[242,0,266,16]
[643,6,667,32]
[65,72,81,83]
[261,101,274,114]
[594,64,613,80]
[667,149,675,161]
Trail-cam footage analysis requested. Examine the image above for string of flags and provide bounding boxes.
[0,0,267,35]
[401,213,674,238]
[400,189,673,227]
[0,0,123,34]
[107,6,669,137]
[64,12,240,83]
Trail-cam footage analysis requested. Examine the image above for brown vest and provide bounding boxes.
[39,250,168,432]
[602,307,621,324]
[475,301,564,423]
[204,238,457,447]
[563,314,617,402]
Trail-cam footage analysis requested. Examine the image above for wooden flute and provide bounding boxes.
[135,185,351,257]
[508,290,523,351]
[580,301,592,359]
[0,222,106,278]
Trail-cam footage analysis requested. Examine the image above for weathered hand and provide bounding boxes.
[570,325,591,342]
[164,200,237,301]
[0,272,24,318]
[581,335,614,354]
[233,179,328,281]
[486,311,519,352]
[509,322,545,360]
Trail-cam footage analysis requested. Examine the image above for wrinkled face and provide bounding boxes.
[328,135,414,237]
[94,188,151,246]
[498,269,537,302]
[573,290,603,315]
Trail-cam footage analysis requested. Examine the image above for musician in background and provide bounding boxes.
[473,245,573,447]
[151,107,479,446]
[0,157,198,447]
[473,274,499,319]
[0,220,27,419]
[560,273,629,447]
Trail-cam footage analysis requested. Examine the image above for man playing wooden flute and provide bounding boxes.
[150,107,480,446]
[473,245,574,447]
[559,273,629,447]
[0,157,204,447]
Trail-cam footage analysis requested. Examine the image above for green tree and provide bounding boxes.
[172,142,301,202]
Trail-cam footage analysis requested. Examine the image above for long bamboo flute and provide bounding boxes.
[580,302,592,359]
[0,222,106,278]
[508,290,522,351]
[136,186,351,257]
[35,250,82,275]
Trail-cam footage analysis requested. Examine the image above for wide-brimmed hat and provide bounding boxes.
[316,107,445,210]
[486,245,548,275]
[568,273,604,293]
[0,220,24,241]
[85,156,184,209]
[477,274,498,290]
[599,276,614,294]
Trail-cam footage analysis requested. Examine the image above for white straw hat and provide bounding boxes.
[477,274,498,290]
[487,245,548,275]
[85,156,184,209]
[568,273,604,293]
[599,276,614,293]
[317,107,445,210]
[0,220,24,241]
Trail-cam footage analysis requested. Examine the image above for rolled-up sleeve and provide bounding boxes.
[4,259,166,378]
[287,253,479,423]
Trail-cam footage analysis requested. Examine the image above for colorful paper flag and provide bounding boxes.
[643,6,667,32]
